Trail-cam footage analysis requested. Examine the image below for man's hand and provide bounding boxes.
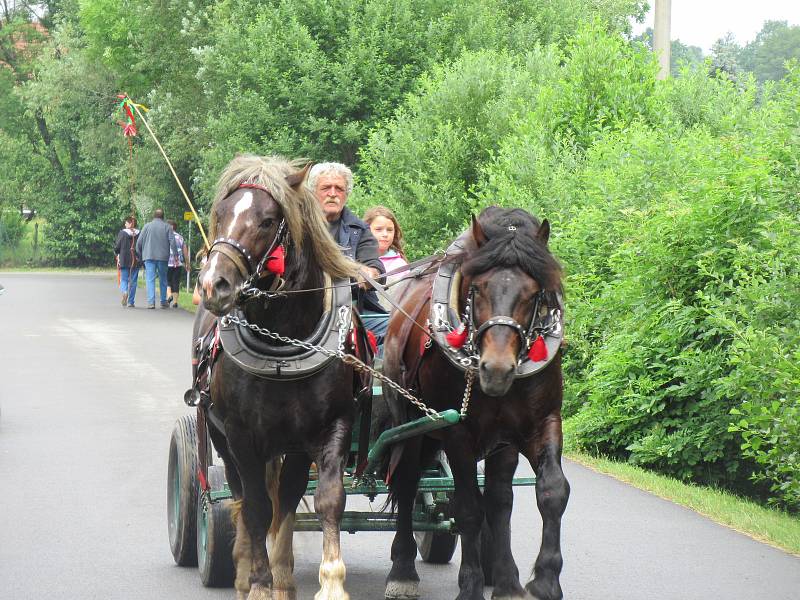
[356,266,382,290]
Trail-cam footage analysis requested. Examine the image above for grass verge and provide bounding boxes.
[566,451,800,556]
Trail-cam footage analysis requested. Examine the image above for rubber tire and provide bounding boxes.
[415,528,458,563]
[480,519,494,586]
[167,413,199,566]
[414,490,458,564]
[197,466,236,587]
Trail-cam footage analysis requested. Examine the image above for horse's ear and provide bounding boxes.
[537,219,550,246]
[286,162,313,190]
[471,215,488,247]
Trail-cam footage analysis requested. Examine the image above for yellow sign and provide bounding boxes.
[184,211,194,221]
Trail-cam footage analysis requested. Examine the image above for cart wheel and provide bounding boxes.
[414,490,458,563]
[197,466,236,587]
[415,528,458,563]
[167,413,199,566]
[480,519,493,586]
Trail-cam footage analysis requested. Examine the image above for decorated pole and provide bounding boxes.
[116,94,211,251]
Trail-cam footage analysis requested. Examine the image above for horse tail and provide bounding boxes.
[266,456,283,540]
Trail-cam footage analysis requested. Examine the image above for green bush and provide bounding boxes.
[0,211,27,247]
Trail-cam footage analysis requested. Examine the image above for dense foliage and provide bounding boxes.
[0,1,797,511]
[355,26,800,510]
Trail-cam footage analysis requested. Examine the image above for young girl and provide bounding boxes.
[363,206,408,310]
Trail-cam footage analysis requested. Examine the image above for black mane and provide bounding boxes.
[461,206,562,294]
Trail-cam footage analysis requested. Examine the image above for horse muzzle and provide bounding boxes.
[199,255,237,316]
[478,355,516,397]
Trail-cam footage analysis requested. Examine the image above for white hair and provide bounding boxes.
[307,162,354,196]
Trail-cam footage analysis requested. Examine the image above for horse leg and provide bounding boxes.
[384,436,426,600]
[232,506,254,600]
[229,449,274,600]
[484,446,526,600]
[313,418,350,600]
[444,431,484,600]
[271,453,312,600]
[520,414,569,600]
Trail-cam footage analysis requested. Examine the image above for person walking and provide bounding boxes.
[166,219,190,308]
[114,216,140,307]
[136,208,177,309]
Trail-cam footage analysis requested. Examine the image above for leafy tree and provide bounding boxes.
[739,20,800,83]
[709,32,743,78]
[632,27,704,76]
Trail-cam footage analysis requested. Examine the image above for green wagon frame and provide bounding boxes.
[166,385,535,588]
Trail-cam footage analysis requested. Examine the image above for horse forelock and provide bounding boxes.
[210,154,358,281]
[462,207,563,295]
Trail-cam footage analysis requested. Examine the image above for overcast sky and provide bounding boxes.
[633,0,800,52]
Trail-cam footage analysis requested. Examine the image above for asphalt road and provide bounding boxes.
[0,272,798,600]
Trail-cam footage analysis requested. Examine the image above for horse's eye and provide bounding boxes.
[260,218,274,229]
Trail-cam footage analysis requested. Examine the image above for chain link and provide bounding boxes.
[220,313,442,419]
[460,367,475,418]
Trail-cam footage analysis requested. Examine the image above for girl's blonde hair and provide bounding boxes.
[363,205,405,258]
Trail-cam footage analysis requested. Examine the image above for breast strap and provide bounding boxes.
[218,274,352,380]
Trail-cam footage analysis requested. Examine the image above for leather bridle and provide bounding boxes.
[207,182,288,284]
[466,284,545,363]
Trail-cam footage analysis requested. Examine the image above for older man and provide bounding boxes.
[136,208,178,309]
[308,162,388,345]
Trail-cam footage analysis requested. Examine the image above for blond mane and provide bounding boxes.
[210,154,358,280]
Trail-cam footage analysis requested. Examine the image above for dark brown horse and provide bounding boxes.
[195,155,359,600]
[381,206,569,600]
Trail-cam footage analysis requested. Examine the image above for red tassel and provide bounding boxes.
[197,468,209,492]
[366,330,378,354]
[266,245,285,275]
[528,335,547,362]
[446,323,468,348]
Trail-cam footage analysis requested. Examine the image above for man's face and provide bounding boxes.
[314,173,349,222]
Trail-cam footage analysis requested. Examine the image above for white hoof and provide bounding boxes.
[247,583,272,600]
[385,580,420,599]
[272,589,296,600]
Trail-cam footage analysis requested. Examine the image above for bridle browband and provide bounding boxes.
[207,182,288,286]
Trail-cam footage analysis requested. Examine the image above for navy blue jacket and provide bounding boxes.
[330,206,386,314]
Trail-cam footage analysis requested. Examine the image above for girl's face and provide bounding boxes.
[369,215,395,255]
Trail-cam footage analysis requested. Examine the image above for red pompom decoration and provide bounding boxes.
[266,245,285,275]
[446,323,468,349]
[366,330,378,354]
[528,335,547,362]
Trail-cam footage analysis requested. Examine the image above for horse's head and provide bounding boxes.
[461,208,560,397]
[198,160,310,315]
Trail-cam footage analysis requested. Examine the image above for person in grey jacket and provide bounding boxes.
[136,208,177,309]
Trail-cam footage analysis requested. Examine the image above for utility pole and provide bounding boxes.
[654,0,672,79]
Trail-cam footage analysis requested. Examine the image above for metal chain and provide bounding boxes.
[220,313,441,419]
[460,367,475,418]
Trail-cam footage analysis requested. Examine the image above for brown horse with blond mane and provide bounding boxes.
[195,154,360,600]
